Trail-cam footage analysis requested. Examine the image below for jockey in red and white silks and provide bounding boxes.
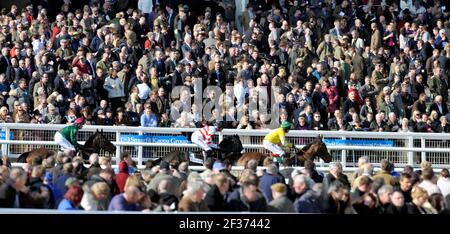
[191,123,223,158]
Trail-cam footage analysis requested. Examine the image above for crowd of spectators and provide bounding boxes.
[0,0,450,132]
[0,153,449,213]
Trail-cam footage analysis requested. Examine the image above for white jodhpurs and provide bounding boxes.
[54,132,76,151]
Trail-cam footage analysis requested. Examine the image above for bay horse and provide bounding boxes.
[17,129,116,164]
[236,135,332,167]
[150,135,243,167]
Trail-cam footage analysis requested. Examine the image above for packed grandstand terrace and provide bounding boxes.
[0,0,450,213]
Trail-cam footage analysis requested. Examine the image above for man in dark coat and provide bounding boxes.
[226,181,267,212]
[259,164,284,202]
[428,95,449,118]
[0,168,28,208]
[204,173,229,211]
[321,162,351,194]
[292,174,322,213]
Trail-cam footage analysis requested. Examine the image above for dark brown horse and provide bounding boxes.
[17,129,116,164]
[236,135,332,166]
[150,135,243,167]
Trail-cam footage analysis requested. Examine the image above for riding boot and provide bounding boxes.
[272,155,283,164]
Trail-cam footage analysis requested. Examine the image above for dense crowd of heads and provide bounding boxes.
[0,153,449,213]
[0,0,449,131]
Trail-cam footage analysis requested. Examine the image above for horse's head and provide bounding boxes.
[219,135,243,153]
[310,135,332,163]
[92,129,116,154]
[218,135,243,163]
[288,135,331,166]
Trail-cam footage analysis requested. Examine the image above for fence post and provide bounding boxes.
[115,130,121,165]
[1,126,8,156]
[138,130,143,166]
[421,137,426,163]
[341,136,347,168]
[407,136,414,166]
[218,131,223,143]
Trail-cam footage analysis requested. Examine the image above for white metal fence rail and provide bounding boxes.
[1,123,450,167]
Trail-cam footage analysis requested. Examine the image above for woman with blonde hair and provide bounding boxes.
[400,118,413,132]
[407,186,432,214]
[429,110,440,132]
[237,115,252,130]
[80,182,111,211]
[0,106,12,123]
[409,110,422,131]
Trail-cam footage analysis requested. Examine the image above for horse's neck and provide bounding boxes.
[295,151,309,166]
[85,134,96,147]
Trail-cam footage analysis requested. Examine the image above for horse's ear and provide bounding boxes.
[96,129,99,133]
[318,134,323,141]
[101,129,104,133]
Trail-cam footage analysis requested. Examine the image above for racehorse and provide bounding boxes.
[17,129,116,164]
[150,135,243,167]
[236,135,332,167]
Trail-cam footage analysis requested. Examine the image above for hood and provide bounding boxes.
[118,161,129,174]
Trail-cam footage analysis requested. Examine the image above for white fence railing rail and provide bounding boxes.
[1,123,450,167]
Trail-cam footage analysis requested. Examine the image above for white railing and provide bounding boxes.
[1,123,450,167]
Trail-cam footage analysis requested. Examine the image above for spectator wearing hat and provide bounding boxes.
[428,67,448,102]
[95,109,108,125]
[115,161,129,193]
[55,38,74,71]
[267,183,295,213]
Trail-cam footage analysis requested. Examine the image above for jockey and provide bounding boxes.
[263,121,293,163]
[191,122,223,159]
[54,117,85,154]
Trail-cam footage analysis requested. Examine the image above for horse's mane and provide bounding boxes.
[301,141,314,152]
